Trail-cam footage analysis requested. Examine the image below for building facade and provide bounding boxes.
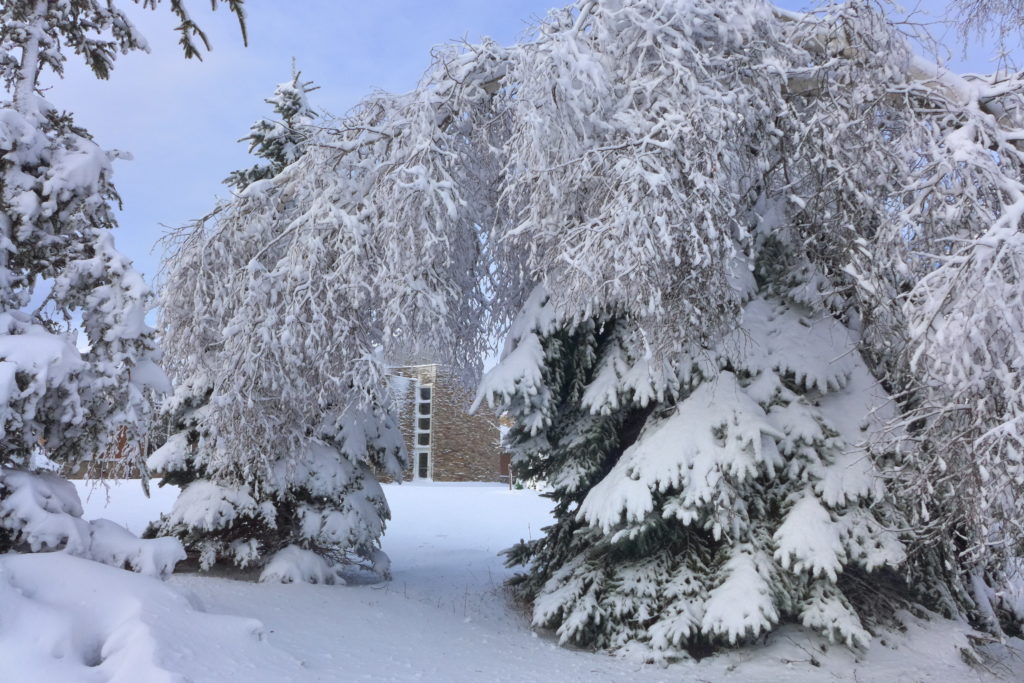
[390,364,504,482]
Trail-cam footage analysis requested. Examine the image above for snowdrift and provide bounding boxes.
[0,468,183,577]
[0,553,297,683]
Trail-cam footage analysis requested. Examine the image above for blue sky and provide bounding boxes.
[44,0,1008,288]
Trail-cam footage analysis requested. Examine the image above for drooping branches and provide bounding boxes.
[159,0,1024,636]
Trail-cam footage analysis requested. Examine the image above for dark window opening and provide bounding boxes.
[418,402,430,416]
[417,452,429,478]
[419,387,432,401]
[418,417,431,431]
[417,432,430,446]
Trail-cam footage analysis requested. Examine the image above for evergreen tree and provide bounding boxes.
[151,71,404,583]
[224,64,318,191]
[0,0,244,565]
[484,247,906,658]
[146,369,402,581]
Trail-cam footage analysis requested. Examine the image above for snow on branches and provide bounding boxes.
[483,278,903,656]
[0,467,184,577]
[0,1,168,475]
[224,65,318,191]
[472,0,1023,654]
[0,0,244,560]
[161,0,1024,647]
[155,76,407,580]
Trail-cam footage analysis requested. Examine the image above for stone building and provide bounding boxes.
[389,363,505,482]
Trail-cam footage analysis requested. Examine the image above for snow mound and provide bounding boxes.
[0,553,298,683]
[87,518,186,579]
[0,468,184,577]
[259,544,344,585]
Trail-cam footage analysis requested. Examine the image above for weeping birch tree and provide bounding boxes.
[160,0,1024,654]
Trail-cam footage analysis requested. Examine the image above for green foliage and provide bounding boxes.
[224,65,318,190]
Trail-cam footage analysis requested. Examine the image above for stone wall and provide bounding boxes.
[431,366,502,481]
[389,364,502,482]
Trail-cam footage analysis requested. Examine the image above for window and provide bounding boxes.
[413,381,432,479]
[417,451,429,478]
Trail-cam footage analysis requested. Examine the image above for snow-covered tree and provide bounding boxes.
[485,254,907,656]
[157,0,1024,645]
[0,0,244,566]
[465,0,1024,654]
[224,64,318,191]
[152,73,407,582]
[469,5,915,652]
[874,53,1024,640]
[951,0,1024,50]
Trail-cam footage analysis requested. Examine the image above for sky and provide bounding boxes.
[51,0,562,287]
[43,0,1012,290]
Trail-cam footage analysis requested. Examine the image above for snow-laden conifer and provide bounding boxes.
[0,0,243,568]
[483,257,905,656]
[153,74,406,582]
[0,0,165,473]
[224,65,318,191]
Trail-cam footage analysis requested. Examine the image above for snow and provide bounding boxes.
[162,480,265,534]
[0,312,85,437]
[578,371,783,535]
[129,359,172,395]
[0,469,182,577]
[724,297,858,395]
[0,552,295,683]
[0,480,1013,682]
[145,432,189,474]
[773,495,845,581]
[701,548,779,644]
[472,285,557,418]
[258,545,342,585]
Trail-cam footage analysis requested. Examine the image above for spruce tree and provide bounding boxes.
[484,239,907,658]
[224,64,318,191]
[146,374,402,581]
[0,0,244,566]
[151,70,405,583]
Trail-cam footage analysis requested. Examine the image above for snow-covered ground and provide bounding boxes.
[0,480,1020,682]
